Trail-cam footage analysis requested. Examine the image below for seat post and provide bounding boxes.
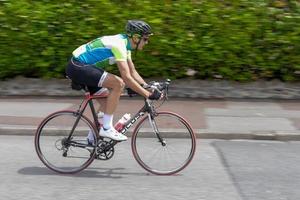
[89,98,100,131]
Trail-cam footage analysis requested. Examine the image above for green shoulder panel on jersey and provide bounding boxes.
[111,46,126,61]
[87,38,105,50]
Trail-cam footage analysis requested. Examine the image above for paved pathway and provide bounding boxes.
[0,97,299,140]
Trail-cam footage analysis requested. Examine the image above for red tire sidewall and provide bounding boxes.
[131,111,196,175]
[34,110,97,174]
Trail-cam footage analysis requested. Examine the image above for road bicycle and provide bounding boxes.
[34,79,196,175]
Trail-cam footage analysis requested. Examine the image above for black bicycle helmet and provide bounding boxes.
[126,20,152,36]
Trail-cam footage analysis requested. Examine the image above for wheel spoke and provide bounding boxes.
[132,112,196,175]
[35,111,96,174]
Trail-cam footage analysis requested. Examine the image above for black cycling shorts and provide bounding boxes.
[66,57,108,94]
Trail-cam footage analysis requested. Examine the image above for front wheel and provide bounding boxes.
[131,111,196,175]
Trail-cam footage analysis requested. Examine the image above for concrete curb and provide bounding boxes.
[1,125,300,141]
[0,77,299,99]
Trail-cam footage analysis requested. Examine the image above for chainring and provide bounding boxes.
[95,140,115,160]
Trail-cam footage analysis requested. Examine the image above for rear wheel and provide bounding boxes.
[35,111,97,174]
[131,111,196,175]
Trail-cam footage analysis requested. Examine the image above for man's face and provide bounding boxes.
[137,36,150,50]
[132,34,150,50]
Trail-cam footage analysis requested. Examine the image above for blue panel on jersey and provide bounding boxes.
[77,48,114,65]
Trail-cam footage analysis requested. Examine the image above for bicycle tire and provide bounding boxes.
[35,110,97,174]
[131,111,196,175]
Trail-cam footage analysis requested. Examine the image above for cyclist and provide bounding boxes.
[66,20,162,142]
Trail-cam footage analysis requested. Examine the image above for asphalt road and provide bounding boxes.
[0,136,299,200]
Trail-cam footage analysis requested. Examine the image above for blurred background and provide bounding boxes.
[0,0,299,82]
[0,2,300,199]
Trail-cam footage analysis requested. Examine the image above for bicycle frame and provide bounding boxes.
[35,79,196,175]
[67,92,160,145]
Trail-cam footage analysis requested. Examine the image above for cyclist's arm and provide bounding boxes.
[117,61,150,98]
[127,59,147,86]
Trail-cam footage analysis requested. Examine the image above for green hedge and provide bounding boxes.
[0,0,299,81]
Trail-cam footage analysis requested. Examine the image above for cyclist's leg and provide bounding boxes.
[100,74,125,115]
[87,74,124,129]
[98,74,127,140]
[66,58,127,141]
[69,61,124,116]
[88,87,109,114]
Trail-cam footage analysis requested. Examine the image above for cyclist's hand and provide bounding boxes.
[148,89,163,100]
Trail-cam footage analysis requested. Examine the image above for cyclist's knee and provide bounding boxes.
[102,74,124,92]
[118,80,126,92]
[112,78,125,92]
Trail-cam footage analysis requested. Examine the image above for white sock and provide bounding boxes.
[103,114,113,130]
[87,130,95,142]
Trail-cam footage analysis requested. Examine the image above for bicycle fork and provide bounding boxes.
[148,114,166,146]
